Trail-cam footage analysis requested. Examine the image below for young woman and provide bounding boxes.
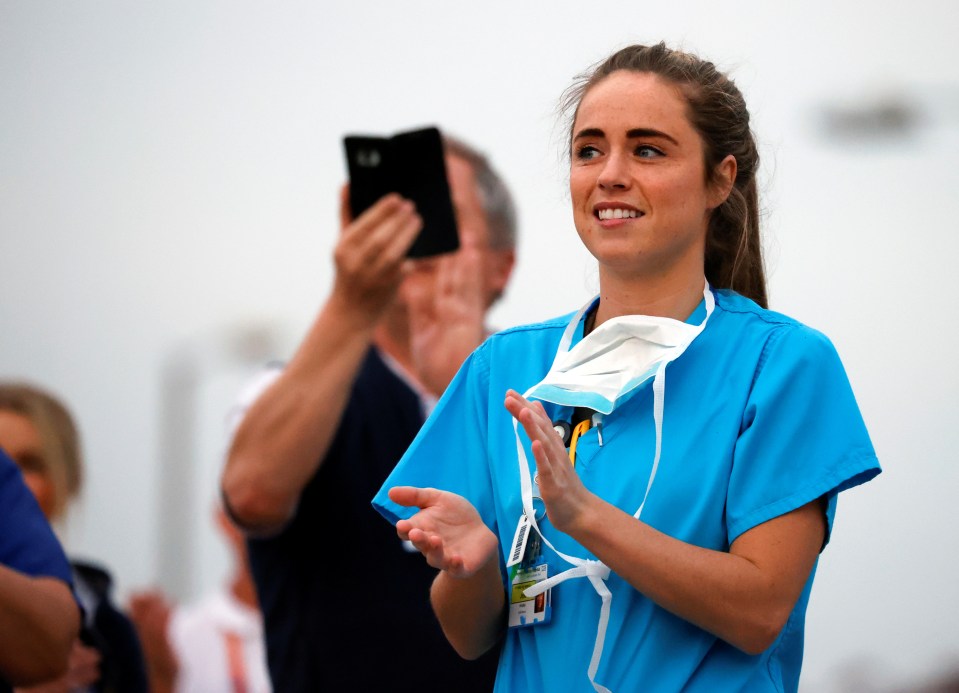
[373,43,880,692]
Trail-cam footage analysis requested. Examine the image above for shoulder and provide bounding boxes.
[463,311,578,384]
[713,289,802,330]
[483,311,576,353]
[712,289,839,358]
[491,311,578,338]
[71,560,114,600]
[0,450,72,582]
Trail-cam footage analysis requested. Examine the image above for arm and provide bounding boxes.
[127,591,178,693]
[14,641,102,693]
[0,566,79,685]
[389,486,506,659]
[505,391,825,656]
[221,191,422,533]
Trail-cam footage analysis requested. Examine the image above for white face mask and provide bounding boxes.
[513,281,714,693]
[527,289,713,414]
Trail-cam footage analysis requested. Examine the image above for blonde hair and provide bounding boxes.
[0,383,83,519]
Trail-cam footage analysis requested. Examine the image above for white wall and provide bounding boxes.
[2,1,957,689]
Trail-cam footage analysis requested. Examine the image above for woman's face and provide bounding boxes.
[569,70,730,283]
[0,410,58,519]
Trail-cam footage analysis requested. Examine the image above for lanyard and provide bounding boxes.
[568,419,591,466]
[515,281,714,692]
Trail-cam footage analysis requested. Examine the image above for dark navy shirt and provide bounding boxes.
[248,349,499,693]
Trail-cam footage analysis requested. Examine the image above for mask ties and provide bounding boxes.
[523,560,612,693]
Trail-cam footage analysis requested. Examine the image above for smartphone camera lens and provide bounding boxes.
[357,148,381,168]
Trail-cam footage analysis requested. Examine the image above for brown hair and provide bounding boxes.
[0,382,83,519]
[561,43,768,307]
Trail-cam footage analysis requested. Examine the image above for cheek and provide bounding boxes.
[22,471,57,519]
[569,169,593,207]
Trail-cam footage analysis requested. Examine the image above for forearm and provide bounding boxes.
[0,568,79,684]
[567,496,824,655]
[430,553,506,660]
[222,293,378,532]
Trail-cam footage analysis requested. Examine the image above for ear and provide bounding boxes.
[708,154,737,209]
[485,248,516,307]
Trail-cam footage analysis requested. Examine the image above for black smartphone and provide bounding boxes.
[343,126,459,258]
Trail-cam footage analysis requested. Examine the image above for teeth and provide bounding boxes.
[597,208,640,220]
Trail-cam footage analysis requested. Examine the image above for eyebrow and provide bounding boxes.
[573,127,679,146]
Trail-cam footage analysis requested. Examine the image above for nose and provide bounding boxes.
[597,151,630,190]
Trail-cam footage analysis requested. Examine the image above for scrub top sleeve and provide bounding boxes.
[372,343,497,531]
[726,325,880,546]
[0,450,73,585]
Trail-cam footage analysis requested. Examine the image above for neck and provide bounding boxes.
[373,305,413,370]
[594,266,705,325]
[371,304,430,395]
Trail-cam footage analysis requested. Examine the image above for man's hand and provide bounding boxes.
[331,188,422,324]
[403,225,487,397]
[128,590,178,693]
[389,486,499,578]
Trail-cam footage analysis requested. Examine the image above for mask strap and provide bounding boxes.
[548,296,598,371]
[633,284,714,520]
[514,281,715,692]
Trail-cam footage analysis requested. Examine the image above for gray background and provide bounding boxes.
[2,1,957,690]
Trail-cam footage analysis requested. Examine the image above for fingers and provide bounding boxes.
[340,194,420,258]
[406,527,464,573]
[504,391,557,447]
[436,244,483,300]
[388,485,441,509]
[504,391,577,494]
[333,194,422,295]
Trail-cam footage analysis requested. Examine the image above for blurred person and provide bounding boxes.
[129,506,270,693]
[0,383,148,693]
[220,135,517,692]
[0,447,80,692]
[374,43,881,692]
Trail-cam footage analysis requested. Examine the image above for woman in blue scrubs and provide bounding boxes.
[373,43,880,692]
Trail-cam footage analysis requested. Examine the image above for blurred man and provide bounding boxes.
[220,136,516,692]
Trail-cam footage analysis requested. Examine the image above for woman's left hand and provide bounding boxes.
[504,389,596,534]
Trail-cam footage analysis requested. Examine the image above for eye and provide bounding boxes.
[635,145,664,159]
[14,452,46,474]
[574,144,602,161]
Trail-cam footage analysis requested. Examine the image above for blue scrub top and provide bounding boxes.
[0,448,73,584]
[373,289,880,693]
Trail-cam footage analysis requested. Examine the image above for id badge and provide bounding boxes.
[506,515,552,628]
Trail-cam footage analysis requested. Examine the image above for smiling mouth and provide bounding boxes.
[596,208,643,220]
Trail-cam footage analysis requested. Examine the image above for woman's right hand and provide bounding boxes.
[388,487,498,579]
